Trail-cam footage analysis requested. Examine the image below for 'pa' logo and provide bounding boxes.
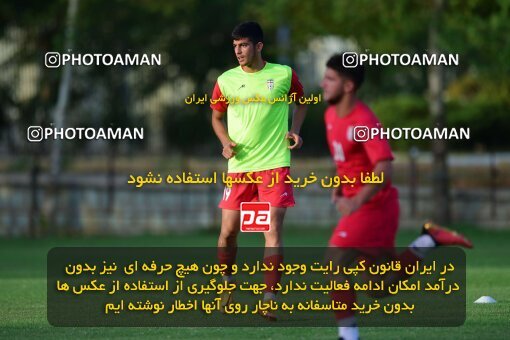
[240,202,271,232]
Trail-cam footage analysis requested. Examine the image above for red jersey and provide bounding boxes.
[325,100,394,201]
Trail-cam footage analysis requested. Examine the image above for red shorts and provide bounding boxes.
[219,167,295,210]
[328,186,399,249]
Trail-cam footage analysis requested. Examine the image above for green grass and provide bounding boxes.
[0,225,508,339]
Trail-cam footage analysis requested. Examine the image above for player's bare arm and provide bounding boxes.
[211,109,236,159]
[331,185,342,204]
[287,103,307,149]
[336,159,392,215]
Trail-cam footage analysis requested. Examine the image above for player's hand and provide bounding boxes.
[336,197,361,216]
[286,131,303,149]
[331,186,342,204]
[222,141,237,159]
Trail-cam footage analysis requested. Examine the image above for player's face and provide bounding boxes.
[233,38,261,67]
[321,68,355,105]
[321,68,345,105]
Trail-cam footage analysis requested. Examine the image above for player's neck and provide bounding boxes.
[241,57,265,73]
[335,96,357,118]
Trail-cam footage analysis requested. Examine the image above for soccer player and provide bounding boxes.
[321,53,473,340]
[210,21,307,321]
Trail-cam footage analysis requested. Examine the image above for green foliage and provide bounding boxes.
[447,98,509,151]
[371,93,510,151]
[371,95,429,151]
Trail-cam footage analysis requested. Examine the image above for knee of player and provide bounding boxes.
[219,228,239,242]
[264,238,282,248]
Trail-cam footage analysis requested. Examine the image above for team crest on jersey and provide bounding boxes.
[266,79,274,90]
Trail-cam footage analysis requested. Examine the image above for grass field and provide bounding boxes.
[0,225,508,339]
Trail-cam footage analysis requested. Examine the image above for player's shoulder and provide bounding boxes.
[264,62,292,76]
[352,100,379,123]
[324,105,337,121]
[265,62,291,70]
[217,66,245,84]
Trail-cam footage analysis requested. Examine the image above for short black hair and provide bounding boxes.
[232,21,264,44]
[326,53,365,91]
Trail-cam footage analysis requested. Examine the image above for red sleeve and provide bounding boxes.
[361,116,394,165]
[210,81,228,113]
[288,69,304,102]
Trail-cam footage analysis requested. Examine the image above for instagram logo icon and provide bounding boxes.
[45,52,61,68]
[342,52,359,68]
[353,126,370,142]
[27,126,44,142]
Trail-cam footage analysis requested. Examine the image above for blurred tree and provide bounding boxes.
[47,0,78,233]
[0,0,67,236]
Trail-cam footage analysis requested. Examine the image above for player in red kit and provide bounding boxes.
[321,54,473,340]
